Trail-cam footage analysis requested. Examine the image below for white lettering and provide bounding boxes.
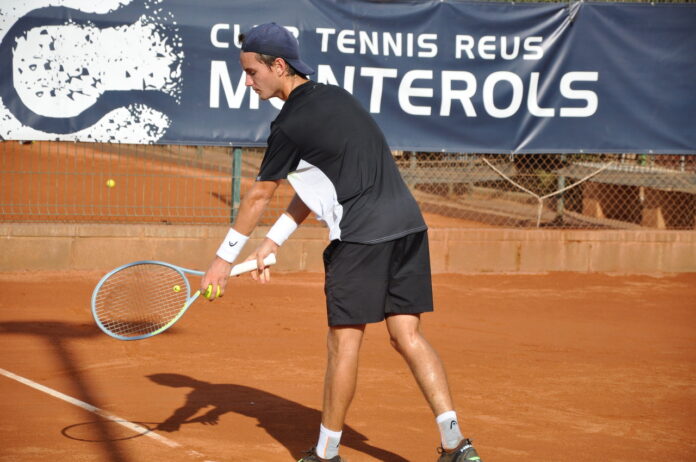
[455,35,475,59]
[359,31,379,55]
[337,29,356,54]
[214,24,293,50]
[399,70,434,116]
[210,61,258,109]
[285,26,299,39]
[232,24,242,49]
[406,33,414,57]
[360,67,398,113]
[211,24,229,48]
[560,72,599,117]
[528,72,554,117]
[383,32,402,57]
[217,61,598,119]
[417,34,438,58]
[500,36,520,61]
[483,71,524,118]
[523,37,544,60]
[478,36,497,60]
[316,27,336,52]
[455,35,544,60]
[319,29,438,58]
[441,71,477,116]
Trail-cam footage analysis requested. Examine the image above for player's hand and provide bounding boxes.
[246,238,279,284]
[200,256,232,300]
[156,420,181,432]
[193,412,220,426]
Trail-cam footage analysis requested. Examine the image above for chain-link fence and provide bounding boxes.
[398,151,695,229]
[1,141,694,230]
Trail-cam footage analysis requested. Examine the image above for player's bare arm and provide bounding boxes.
[285,193,312,225]
[248,193,311,283]
[200,179,280,298]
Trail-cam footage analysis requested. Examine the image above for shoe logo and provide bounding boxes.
[450,421,458,430]
[228,241,238,247]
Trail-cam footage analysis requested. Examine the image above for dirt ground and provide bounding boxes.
[0,270,694,462]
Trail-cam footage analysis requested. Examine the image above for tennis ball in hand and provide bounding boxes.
[106,179,116,188]
[204,284,221,299]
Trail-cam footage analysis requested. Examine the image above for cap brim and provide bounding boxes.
[287,58,315,76]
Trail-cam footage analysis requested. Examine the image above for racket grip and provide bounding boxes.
[229,253,277,277]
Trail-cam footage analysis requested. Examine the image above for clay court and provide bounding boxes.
[1,269,695,461]
[1,139,696,462]
[2,1,695,460]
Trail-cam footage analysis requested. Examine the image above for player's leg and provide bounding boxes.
[298,325,364,462]
[386,317,483,462]
[301,240,385,461]
[385,313,453,415]
[384,231,451,414]
[385,231,483,461]
[321,237,392,426]
[322,324,365,429]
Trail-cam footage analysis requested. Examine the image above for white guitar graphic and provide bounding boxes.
[0,0,184,143]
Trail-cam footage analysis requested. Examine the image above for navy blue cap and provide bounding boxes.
[241,23,315,76]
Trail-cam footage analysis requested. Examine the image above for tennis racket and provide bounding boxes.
[91,254,276,341]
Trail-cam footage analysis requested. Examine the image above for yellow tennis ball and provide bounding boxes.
[173,285,181,293]
[203,284,222,299]
[106,179,116,188]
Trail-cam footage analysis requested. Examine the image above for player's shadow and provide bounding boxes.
[210,192,231,206]
[148,373,409,462]
[0,320,132,462]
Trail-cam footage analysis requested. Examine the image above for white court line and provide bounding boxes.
[0,367,216,461]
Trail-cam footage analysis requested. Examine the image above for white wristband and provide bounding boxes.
[266,213,298,246]
[216,228,249,263]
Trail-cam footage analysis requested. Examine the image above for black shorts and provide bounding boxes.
[322,230,434,326]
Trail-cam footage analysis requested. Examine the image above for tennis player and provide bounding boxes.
[201,22,482,462]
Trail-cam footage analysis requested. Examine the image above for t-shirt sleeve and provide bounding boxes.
[256,126,301,181]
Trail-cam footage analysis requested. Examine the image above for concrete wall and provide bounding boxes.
[1,223,694,274]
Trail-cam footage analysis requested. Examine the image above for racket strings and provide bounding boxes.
[93,264,189,338]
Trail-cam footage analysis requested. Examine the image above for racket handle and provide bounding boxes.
[229,253,277,277]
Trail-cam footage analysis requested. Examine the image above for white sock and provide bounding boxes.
[316,423,342,459]
[436,410,464,450]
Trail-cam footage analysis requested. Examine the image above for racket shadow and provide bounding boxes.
[0,320,132,462]
[147,373,410,462]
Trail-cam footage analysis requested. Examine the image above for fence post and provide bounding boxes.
[556,154,566,219]
[556,172,566,218]
[231,147,242,223]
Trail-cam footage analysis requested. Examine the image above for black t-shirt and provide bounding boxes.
[257,81,426,244]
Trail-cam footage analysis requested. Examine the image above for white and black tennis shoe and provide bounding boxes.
[437,438,482,462]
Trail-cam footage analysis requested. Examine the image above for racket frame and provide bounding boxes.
[91,255,275,341]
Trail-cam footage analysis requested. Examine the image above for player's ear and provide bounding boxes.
[273,57,288,77]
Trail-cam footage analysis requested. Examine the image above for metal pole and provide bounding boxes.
[231,147,242,223]
[556,174,566,217]
[555,153,568,219]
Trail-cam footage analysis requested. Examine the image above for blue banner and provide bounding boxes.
[1,0,695,153]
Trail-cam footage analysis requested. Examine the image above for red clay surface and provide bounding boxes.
[1,270,695,462]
